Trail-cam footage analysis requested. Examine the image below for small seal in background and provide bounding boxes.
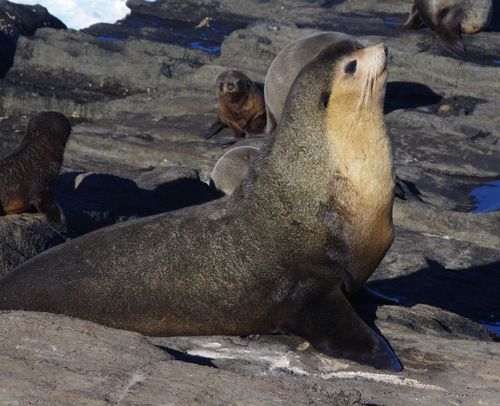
[404,0,493,58]
[203,70,267,140]
[0,112,71,223]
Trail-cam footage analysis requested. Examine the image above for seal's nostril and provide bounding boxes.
[383,45,389,58]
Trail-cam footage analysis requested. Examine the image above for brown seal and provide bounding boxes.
[210,146,260,196]
[264,32,362,134]
[404,0,493,58]
[0,42,401,371]
[203,70,267,139]
[0,112,71,222]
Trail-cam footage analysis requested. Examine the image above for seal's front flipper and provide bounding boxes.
[353,285,400,305]
[203,118,226,139]
[289,289,403,371]
[436,12,465,59]
[404,4,423,29]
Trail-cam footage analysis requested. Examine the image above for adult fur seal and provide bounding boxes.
[0,112,71,222]
[203,70,267,139]
[264,32,362,134]
[0,42,401,371]
[210,146,260,196]
[404,0,493,58]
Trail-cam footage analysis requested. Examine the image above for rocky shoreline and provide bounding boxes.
[0,0,499,404]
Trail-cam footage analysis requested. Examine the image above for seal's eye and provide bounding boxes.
[345,60,357,74]
[219,82,224,91]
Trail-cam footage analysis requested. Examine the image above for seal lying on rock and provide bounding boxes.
[0,42,401,371]
[0,112,71,222]
[264,32,362,134]
[404,0,493,58]
[203,70,267,139]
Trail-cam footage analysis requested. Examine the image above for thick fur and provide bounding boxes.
[0,112,71,222]
[0,45,401,370]
[204,70,266,138]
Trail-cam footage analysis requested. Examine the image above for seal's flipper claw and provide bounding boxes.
[289,289,403,371]
[353,285,400,305]
[404,4,423,29]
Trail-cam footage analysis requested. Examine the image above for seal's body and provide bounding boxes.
[210,146,260,196]
[405,0,493,57]
[264,32,362,134]
[0,43,401,371]
[204,70,266,139]
[0,112,71,222]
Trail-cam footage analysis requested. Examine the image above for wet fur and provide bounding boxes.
[0,112,71,222]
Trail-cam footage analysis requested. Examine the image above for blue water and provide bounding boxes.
[470,180,500,213]
[493,60,500,66]
[96,35,126,42]
[479,322,500,336]
[189,41,220,54]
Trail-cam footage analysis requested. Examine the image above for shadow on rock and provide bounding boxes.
[384,81,443,114]
[55,172,223,238]
[367,259,500,322]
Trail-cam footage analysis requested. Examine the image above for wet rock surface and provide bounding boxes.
[0,0,499,404]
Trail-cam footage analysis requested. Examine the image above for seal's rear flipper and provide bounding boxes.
[353,285,400,305]
[203,118,226,139]
[404,4,423,29]
[289,289,403,371]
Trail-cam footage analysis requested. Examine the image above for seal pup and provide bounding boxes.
[210,146,260,196]
[0,42,401,371]
[203,70,267,140]
[404,0,493,58]
[0,112,71,222]
[264,32,363,134]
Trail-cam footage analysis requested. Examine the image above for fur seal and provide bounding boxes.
[203,70,267,139]
[0,42,401,371]
[264,32,363,134]
[404,0,493,58]
[210,146,260,196]
[0,112,71,222]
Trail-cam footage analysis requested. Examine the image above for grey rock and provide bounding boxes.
[0,214,63,276]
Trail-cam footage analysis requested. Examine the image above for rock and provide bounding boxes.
[0,214,64,276]
[0,0,66,77]
[0,311,345,405]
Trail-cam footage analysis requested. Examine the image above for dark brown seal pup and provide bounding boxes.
[264,32,362,134]
[0,112,71,222]
[404,0,493,58]
[0,42,401,371]
[203,70,267,139]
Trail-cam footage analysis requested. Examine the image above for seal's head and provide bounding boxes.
[216,70,254,101]
[22,112,72,151]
